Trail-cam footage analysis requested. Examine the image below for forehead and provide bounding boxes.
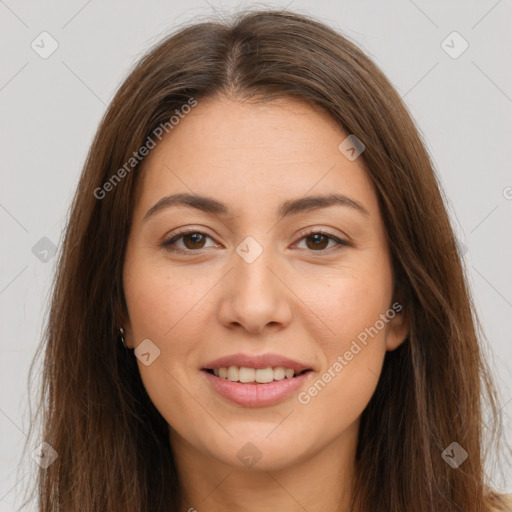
[133,96,380,222]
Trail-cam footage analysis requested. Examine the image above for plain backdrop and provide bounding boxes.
[1,0,511,509]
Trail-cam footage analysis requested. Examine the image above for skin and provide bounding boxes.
[122,95,409,512]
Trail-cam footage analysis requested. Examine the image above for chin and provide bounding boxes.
[197,429,313,472]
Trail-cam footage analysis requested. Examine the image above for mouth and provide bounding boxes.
[201,357,314,407]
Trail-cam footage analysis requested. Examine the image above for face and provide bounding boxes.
[122,95,408,472]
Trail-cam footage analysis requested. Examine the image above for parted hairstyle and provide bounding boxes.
[22,8,510,512]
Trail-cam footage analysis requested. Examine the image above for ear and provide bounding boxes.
[385,300,409,352]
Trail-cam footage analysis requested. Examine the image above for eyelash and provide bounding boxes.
[161,228,351,254]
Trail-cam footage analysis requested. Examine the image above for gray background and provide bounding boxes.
[1,0,511,509]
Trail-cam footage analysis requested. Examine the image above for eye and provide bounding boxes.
[294,230,350,252]
[162,230,217,252]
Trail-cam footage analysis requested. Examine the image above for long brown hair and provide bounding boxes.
[22,8,510,511]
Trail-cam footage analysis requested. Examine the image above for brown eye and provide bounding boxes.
[296,231,349,252]
[162,231,215,252]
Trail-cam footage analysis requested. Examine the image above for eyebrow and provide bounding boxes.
[143,192,370,222]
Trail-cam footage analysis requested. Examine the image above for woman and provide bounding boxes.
[24,8,511,512]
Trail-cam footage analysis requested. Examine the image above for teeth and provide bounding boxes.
[273,367,285,380]
[227,366,239,381]
[239,367,255,383]
[210,366,304,383]
[255,368,273,383]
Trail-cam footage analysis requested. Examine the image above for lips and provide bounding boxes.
[203,353,313,373]
[201,353,314,407]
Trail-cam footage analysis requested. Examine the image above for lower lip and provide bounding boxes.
[202,370,312,407]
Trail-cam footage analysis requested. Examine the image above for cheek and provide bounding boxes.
[306,241,394,336]
[301,264,392,411]
[123,255,215,343]
[122,255,218,418]
[319,275,393,349]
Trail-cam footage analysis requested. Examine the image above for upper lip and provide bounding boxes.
[203,353,313,373]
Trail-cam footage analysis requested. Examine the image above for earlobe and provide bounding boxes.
[385,309,409,352]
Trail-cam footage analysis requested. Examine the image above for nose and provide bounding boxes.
[216,244,293,335]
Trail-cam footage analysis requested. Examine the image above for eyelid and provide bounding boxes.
[297,227,349,243]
